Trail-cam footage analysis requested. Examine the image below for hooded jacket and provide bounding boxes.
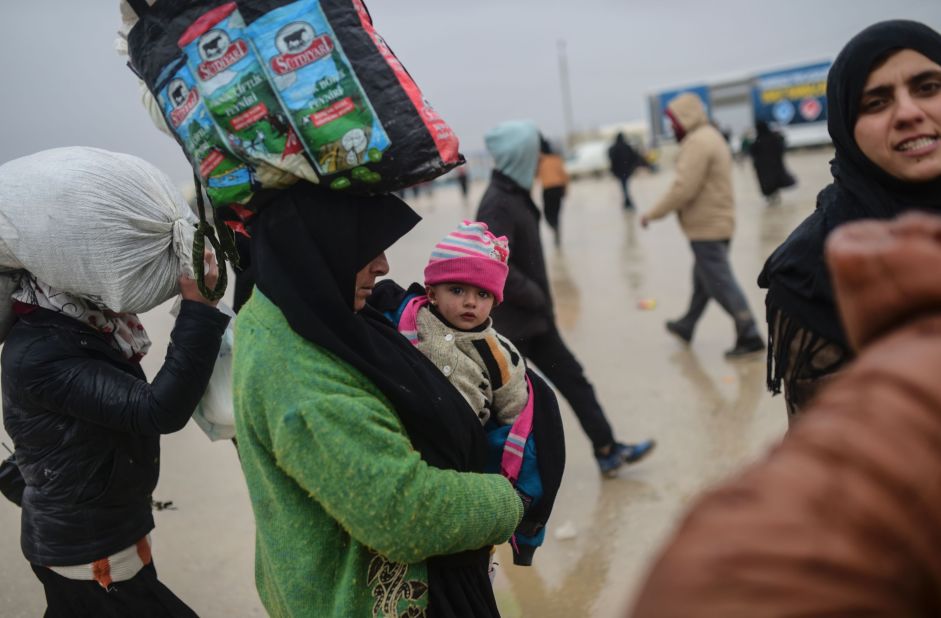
[644,93,735,241]
[477,122,554,340]
[484,121,541,191]
[629,213,941,617]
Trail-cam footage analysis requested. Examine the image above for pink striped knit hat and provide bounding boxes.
[424,220,510,303]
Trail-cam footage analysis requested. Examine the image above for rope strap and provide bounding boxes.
[191,173,239,302]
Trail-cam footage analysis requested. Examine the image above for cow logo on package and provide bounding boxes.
[197,29,248,80]
[271,21,334,75]
[167,79,200,127]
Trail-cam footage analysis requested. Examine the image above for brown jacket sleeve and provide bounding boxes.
[644,131,712,222]
[630,213,941,618]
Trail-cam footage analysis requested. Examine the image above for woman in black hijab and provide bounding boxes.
[758,20,941,423]
[232,181,525,617]
[749,121,794,205]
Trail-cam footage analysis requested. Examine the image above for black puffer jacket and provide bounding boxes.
[1,300,228,566]
[476,171,554,340]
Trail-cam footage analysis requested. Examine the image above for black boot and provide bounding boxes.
[665,320,693,344]
[724,335,765,359]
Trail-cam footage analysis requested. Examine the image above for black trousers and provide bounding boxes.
[542,187,565,231]
[616,175,634,208]
[31,562,198,618]
[512,326,615,450]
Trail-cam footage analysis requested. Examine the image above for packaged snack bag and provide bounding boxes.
[240,0,463,193]
[177,2,318,184]
[125,0,464,201]
[245,0,391,187]
[155,57,256,205]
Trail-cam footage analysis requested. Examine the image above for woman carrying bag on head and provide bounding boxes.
[232,182,525,618]
[759,20,941,424]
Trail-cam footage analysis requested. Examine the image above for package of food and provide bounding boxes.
[331,0,461,172]
[245,0,390,189]
[156,56,256,205]
[125,0,464,200]
[177,2,318,184]
[241,0,463,192]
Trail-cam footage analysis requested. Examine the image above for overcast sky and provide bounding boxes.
[1,1,938,184]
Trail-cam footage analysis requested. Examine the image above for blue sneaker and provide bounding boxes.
[595,440,656,478]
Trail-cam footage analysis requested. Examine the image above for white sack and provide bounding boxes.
[191,321,236,441]
[171,299,236,442]
[0,147,195,320]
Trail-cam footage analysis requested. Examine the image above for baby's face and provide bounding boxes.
[427,283,494,330]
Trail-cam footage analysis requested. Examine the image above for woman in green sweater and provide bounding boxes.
[232,182,525,618]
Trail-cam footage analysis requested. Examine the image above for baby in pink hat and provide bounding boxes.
[400,220,528,425]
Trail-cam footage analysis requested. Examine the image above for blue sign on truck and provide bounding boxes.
[751,61,830,126]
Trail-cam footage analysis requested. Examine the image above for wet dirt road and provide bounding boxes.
[0,148,833,616]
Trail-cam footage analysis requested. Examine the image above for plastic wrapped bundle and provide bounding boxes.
[0,147,195,341]
[125,0,463,207]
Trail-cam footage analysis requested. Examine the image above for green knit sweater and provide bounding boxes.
[232,291,524,618]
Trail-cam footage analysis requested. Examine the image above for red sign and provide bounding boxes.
[311,97,354,128]
[197,40,248,81]
[799,97,822,121]
[271,35,334,75]
[199,149,226,178]
[231,103,269,132]
[169,89,200,127]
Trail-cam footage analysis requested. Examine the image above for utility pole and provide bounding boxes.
[557,39,575,153]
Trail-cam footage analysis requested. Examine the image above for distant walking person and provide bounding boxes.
[477,120,655,477]
[537,137,569,246]
[608,132,647,209]
[750,121,795,205]
[640,93,765,358]
[456,164,470,202]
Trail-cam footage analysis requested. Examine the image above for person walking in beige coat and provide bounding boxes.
[640,92,764,358]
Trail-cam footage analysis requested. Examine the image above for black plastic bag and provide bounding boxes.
[126,0,463,206]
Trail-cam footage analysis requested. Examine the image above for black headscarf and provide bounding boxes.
[250,181,501,616]
[758,20,941,394]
